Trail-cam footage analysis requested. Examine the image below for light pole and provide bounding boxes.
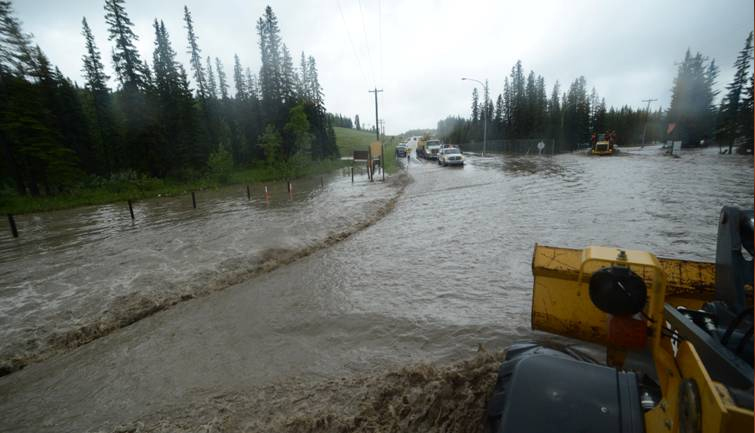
[462,77,487,156]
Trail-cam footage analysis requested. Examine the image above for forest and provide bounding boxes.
[440,32,754,153]
[0,1,341,200]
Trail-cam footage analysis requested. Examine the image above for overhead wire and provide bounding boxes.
[356,0,377,87]
[336,0,368,86]
[378,0,386,136]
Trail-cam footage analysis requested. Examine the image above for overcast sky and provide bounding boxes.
[12,0,755,134]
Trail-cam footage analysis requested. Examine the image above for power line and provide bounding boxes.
[378,0,387,135]
[378,0,384,85]
[336,0,368,85]
[357,0,376,86]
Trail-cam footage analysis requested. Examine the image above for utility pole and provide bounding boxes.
[369,88,384,181]
[641,98,658,146]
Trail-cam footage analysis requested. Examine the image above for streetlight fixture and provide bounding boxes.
[462,77,487,156]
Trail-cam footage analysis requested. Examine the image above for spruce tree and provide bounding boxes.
[548,81,562,146]
[0,0,34,76]
[298,51,309,99]
[81,16,118,172]
[717,32,753,152]
[232,53,246,99]
[306,55,323,110]
[470,88,479,123]
[205,55,217,99]
[81,18,109,92]
[215,57,228,99]
[669,49,718,147]
[183,6,206,98]
[280,44,296,103]
[104,0,146,90]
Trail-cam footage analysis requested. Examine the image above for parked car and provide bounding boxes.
[438,147,464,166]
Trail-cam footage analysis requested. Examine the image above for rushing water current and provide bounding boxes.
[0,145,752,432]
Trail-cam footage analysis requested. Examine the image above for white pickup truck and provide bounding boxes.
[438,147,464,166]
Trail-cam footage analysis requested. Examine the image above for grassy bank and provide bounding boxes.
[333,127,401,175]
[0,127,403,215]
[0,159,348,215]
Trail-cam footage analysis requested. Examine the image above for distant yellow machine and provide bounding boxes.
[487,206,754,433]
[592,133,615,155]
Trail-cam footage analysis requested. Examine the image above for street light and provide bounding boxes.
[462,77,487,156]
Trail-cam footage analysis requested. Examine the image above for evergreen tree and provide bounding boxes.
[741,74,754,152]
[717,32,753,153]
[470,87,479,123]
[306,55,323,110]
[245,67,258,100]
[0,0,34,76]
[355,114,361,130]
[510,61,526,138]
[280,44,296,103]
[534,75,547,136]
[494,94,504,137]
[502,76,512,130]
[104,0,154,171]
[232,53,246,99]
[183,6,206,98]
[81,18,108,92]
[205,55,217,99]
[81,16,119,172]
[215,57,228,99]
[104,0,146,90]
[668,49,718,147]
[547,81,562,147]
[298,51,309,99]
[256,6,282,105]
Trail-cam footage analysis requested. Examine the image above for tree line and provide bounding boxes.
[0,1,340,197]
[327,113,354,129]
[440,32,753,153]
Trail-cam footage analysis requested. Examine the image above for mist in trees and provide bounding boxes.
[438,60,663,150]
[440,39,753,154]
[0,1,339,198]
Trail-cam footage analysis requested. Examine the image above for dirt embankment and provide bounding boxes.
[105,349,504,433]
[1,173,411,377]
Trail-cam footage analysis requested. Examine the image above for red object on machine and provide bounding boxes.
[608,315,647,348]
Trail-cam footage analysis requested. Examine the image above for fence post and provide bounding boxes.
[127,200,135,219]
[7,214,18,238]
[351,166,354,183]
[320,176,324,188]
[246,185,251,200]
[191,191,196,209]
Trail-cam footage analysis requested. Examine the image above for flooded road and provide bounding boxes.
[0,146,752,432]
[0,171,400,374]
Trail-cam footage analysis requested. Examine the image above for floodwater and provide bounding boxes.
[0,169,400,374]
[0,145,752,432]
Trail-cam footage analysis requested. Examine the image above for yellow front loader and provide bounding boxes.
[487,206,754,433]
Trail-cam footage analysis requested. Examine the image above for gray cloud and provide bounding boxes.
[12,0,755,134]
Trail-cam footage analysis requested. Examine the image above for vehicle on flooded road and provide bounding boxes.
[395,142,409,158]
[438,147,464,166]
[417,138,442,160]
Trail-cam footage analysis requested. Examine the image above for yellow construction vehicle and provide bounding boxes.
[487,206,754,433]
[592,132,615,155]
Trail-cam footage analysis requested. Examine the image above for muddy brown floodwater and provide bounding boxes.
[0,145,752,433]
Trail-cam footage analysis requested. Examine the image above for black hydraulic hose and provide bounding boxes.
[721,306,754,346]
[736,326,754,354]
